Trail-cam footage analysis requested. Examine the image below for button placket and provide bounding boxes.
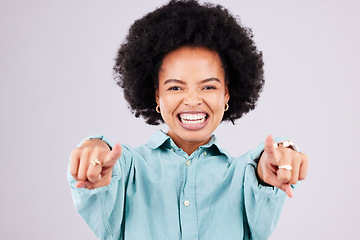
[179,154,198,237]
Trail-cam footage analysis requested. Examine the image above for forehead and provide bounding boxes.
[159,46,225,80]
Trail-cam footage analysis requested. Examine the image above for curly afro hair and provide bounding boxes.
[114,0,264,125]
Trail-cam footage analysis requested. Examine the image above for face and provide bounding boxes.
[156,46,229,151]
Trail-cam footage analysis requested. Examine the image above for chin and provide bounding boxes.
[178,129,212,143]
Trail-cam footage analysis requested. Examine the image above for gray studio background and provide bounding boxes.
[1,0,359,239]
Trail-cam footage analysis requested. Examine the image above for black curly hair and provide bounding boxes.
[114,0,264,125]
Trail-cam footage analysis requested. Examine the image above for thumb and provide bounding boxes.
[281,184,294,198]
[75,180,88,189]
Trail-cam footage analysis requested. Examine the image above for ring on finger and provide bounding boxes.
[91,157,102,166]
[278,165,292,171]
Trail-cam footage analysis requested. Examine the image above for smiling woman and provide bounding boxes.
[67,0,308,239]
[156,46,229,155]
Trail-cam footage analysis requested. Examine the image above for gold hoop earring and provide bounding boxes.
[156,105,161,113]
[224,103,229,111]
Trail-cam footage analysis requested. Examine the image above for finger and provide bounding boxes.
[70,148,81,180]
[76,173,112,189]
[102,143,122,168]
[77,148,91,181]
[299,153,309,180]
[75,180,87,188]
[282,184,293,198]
[276,148,292,184]
[289,158,300,185]
[264,135,276,155]
[87,147,103,183]
[277,167,292,183]
[260,170,294,198]
[260,167,279,188]
[76,180,101,190]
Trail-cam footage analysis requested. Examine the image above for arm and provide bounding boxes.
[243,163,287,240]
[243,135,308,239]
[67,136,128,239]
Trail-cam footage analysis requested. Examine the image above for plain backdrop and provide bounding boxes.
[1,0,359,239]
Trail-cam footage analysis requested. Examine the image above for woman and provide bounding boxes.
[68,1,308,239]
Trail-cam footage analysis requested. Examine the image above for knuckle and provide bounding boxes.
[299,175,306,180]
[279,175,291,183]
[77,170,88,181]
[70,173,78,180]
[80,148,91,159]
[289,179,298,185]
[70,168,77,177]
[97,147,109,158]
[87,172,98,181]
[303,154,309,162]
[71,148,81,159]
[70,148,79,156]
[77,175,87,181]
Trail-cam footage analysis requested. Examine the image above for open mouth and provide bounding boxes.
[178,113,208,125]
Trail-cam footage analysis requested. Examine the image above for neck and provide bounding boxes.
[167,132,210,156]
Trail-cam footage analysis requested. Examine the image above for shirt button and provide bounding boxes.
[184,200,190,207]
[185,160,191,166]
[204,151,207,156]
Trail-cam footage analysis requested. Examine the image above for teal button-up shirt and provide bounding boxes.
[68,130,288,240]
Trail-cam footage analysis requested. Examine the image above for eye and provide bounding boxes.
[168,86,181,91]
[203,85,216,90]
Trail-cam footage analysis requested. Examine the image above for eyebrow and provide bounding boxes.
[163,77,220,85]
[202,77,220,83]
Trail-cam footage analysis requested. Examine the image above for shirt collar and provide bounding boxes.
[147,130,171,149]
[147,130,232,158]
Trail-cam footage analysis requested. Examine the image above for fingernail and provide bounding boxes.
[78,183,86,188]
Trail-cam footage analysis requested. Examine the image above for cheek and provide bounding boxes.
[159,95,178,114]
[211,95,226,109]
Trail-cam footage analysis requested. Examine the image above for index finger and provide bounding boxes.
[102,143,122,168]
[264,135,276,155]
[70,148,81,180]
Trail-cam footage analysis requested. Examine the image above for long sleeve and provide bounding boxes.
[243,139,289,240]
[67,136,133,240]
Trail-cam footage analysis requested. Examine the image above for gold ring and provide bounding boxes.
[91,157,101,166]
[278,165,292,171]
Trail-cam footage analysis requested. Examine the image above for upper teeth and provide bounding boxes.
[179,113,206,121]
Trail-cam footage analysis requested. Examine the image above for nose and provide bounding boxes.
[183,89,202,107]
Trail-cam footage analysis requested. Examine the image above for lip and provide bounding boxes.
[177,110,209,131]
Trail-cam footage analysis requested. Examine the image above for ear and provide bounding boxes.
[155,89,159,105]
[224,84,230,103]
